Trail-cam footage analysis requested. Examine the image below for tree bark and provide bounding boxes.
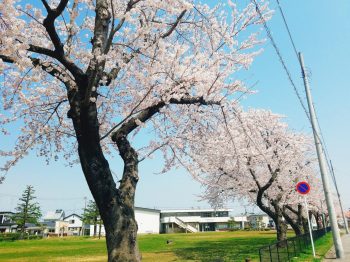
[98,219,102,239]
[93,217,97,237]
[255,194,287,242]
[70,92,141,261]
[272,203,288,243]
[282,209,303,236]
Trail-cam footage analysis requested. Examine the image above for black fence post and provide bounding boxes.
[286,239,290,261]
[259,248,261,262]
[258,228,331,262]
[292,238,296,257]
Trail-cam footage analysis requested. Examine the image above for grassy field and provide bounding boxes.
[291,232,334,262]
[0,231,332,262]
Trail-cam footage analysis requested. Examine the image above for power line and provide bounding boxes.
[253,0,338,175]
[275,0,299,59]
[0,192,86,201]
[273,0,337,179]
[253,0,347,226]
[250,0,310,121]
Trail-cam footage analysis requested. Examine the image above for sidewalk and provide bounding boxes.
[323,234,350,261]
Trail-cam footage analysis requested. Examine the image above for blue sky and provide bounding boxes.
[0,0,349,217]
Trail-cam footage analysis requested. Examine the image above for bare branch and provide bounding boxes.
[100,83,157,140]
[138,141,169,163]
[161,10,187,38]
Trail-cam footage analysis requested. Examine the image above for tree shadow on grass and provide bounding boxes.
[173,237,274,262]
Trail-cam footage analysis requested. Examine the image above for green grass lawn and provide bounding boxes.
[291,232,334,262]
[0,230,331,262]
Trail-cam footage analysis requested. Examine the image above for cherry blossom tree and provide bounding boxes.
[0,0,271,260]
[166,108,321,241]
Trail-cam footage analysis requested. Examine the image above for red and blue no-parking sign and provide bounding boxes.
[296,181,311,195]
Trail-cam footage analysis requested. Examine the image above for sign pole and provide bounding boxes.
[304,196,316,257]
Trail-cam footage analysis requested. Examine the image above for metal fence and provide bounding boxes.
[259,227,331,262]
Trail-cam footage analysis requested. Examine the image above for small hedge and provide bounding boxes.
[0,233,21,242]
[0,233,43,242]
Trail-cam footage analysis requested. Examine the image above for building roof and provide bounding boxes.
[41,221,55,228]
[63,213,82,220]
[247,213,269,218]
[135,207,160,213]
[43,209,65,221]
[0,211,14,215]
[160,208,232,213]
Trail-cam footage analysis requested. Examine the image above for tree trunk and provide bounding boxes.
[296,204,309,234]
[256,196,287,242]
[273,205,288,243]
[93,218,97,237]
[70,98,141,261]
[98,219,102,239]
[282,209,303,236]
[315,212,323,229]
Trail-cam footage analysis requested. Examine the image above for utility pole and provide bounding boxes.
[330,160,349,234]
[299,52,344,258]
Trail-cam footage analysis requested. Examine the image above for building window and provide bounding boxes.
[70,220,75,224]
[202,212,212,217]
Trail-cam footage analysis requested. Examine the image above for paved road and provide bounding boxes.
[323,234,350,261]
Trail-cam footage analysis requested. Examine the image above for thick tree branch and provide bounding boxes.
[84,0,112,105]
[28,44,56,57]
[111,97,220,142]
[40,0,84,80]
[285,205,298,215]
[249,168,261,190]
[42,0,68,54]
[0,54,74,89]
[0,54,14,63]
[162,10,187,38]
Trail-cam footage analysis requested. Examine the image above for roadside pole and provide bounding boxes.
[304,196,316,257]
[296,181,315,257]
[299,52,344,258]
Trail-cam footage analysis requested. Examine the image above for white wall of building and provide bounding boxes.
[64,214,83,235]
[135,209,160,234]
[90,208,160,236]
[248,215,270,229]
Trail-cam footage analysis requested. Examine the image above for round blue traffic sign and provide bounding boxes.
[296,181,311,195]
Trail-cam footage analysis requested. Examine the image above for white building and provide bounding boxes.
[160,208,232,233]
[63,214,83,236]
[247,214,270,229]
[232,215,248,229]
[89,207,160,236]
[42,209,68,236]
[0,212,16,233]
[135,207,161,234]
